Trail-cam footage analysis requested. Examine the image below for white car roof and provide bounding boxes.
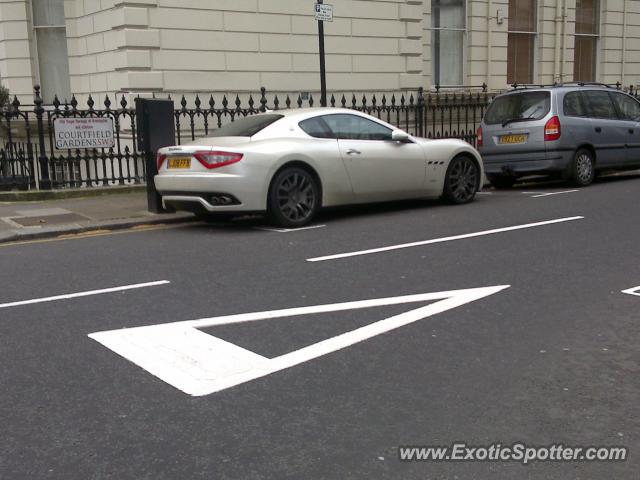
[270,107,372,121]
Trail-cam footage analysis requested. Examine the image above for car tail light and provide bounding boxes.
[544,116,561,141]
[194,151,243,169]
[477,126,483,147]
[156,153,166,169]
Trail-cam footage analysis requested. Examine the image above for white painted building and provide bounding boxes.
[0,0,638,104]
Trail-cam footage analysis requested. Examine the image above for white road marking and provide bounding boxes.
[89,285,510,397]
[525,190,580,198]
[254,224,326,233]
[621,286,640,297]
[307,216,584,262]
[0,281,170,309]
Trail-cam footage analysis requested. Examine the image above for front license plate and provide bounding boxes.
[499,134,527,145]
[167,157,191,169]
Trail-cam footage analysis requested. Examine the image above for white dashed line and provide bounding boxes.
[254,224,326,233]
[307,216,585,262]
[522,190,580,198]
[0,281,171,309]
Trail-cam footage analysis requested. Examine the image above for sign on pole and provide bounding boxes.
[315,1,332,107]
[314,3,333,22]
[53,117,114,150]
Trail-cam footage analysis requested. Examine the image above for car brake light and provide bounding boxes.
[194,151,243,169]
[156,153,166,169]
[477,126,483,147]
[544,116,561,141]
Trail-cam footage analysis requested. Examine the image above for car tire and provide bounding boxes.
[569,148,595,186]
[267,166,320,228]
[442,155,480,204]
[487,174,516,189]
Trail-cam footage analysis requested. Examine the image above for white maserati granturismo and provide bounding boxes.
[155,108,483,227]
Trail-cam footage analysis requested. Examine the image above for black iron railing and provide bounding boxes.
[1,85,495,190]
[1,86,144,190]
[29,82,640,190]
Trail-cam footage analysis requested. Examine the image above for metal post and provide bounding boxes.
[34,85,51,190]
[135,98,175,213]
[317,0,327,107]
[417,87,425,138]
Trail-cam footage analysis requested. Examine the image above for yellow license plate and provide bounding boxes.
[167,157,191,169]
[499,134,527,144]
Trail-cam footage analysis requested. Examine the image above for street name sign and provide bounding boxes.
[315,3,333,22]
[89,285,509,397]
[54,117,115,150]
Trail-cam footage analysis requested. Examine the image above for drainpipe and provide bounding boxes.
[621,0,628,81]
[561,0,568,80]
[487,0,493,88]
[554,0,563,82]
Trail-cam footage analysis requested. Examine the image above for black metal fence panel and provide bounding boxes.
[1,82,635,190]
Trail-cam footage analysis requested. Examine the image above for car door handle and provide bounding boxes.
[346,149,361,155]
[594,127,602,133]
[629,129,635,134]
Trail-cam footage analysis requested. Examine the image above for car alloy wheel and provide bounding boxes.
[570,148,595,186]
[444,156,479,204]
[268,167,319,228]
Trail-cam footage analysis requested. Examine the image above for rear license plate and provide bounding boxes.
[499,134,527,145]
[167,157,191,169]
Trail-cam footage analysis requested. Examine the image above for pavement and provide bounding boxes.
[1,173,639,479]
[0,189,195,243]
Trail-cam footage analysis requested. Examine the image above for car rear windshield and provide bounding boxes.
[484,91,551,125]
[208,114,284,137]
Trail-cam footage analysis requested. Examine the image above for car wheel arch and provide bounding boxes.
[267,161,324,208]
[575,144,597,166]
[443,152,483,193]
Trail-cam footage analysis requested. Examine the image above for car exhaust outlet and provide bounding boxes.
[210,195,235,206]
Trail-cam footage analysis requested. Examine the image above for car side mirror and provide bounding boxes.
[391,130,411,142]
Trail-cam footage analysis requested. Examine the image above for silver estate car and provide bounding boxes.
[478,84,640,187]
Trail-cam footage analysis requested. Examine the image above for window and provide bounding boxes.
[563,91,587,117]
[507,0,537,85]
[299,117,334,139]
[209,114,284,137]
[321,114,393,141]
[574,0,599,82]
[583,91,616,119]
[610,92,640,121]
[484,91,550,125]
[431,0,465,86]
[32,0,71,103]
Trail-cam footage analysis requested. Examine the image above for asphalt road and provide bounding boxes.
[1,174,639,479]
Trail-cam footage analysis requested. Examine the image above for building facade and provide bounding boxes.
[0,0,638,104]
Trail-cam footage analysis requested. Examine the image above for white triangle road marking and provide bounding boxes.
[89,285,510,397]
[622,286,640,297]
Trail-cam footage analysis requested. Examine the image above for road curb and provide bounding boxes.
[0,185,147,202]
[0,213,199,244]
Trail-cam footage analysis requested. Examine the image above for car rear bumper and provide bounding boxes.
[481,150,572,177]
[154,173,267,212]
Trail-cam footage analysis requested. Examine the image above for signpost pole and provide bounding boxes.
[317,0,327,107]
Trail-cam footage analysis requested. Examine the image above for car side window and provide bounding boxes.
[299,117,335,139]
[321,114,393,141]
[583,91,618,120]
[563,92,586,117]
[610,92,640,121]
